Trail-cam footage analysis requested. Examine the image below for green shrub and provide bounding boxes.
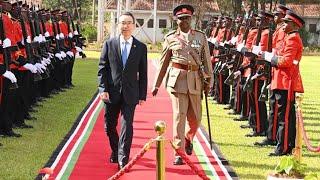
[81,24,97,42]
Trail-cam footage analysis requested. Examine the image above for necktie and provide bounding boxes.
[122,41,129,67]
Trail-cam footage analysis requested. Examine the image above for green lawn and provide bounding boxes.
[201,56,320,179]
[0,53,318,179]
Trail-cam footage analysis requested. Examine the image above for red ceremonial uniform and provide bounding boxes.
[240,28,258,77]
[272,23,286,55]
[45,21,54,36]
[271,31,304,94]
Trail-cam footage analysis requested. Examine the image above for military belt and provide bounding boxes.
[171,62,199,71]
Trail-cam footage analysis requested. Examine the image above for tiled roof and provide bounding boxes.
[105,0,219,12]
[287,4,320,17]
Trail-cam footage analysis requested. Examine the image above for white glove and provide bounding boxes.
[41,60,48,66]
[55,34,60,40]
[74,31,79,35]
[59,33,65,39]
[236,42,245,52]
[233,70,241,78]
[231,36,238,45]
[45,31,50,37]
[252,45,261,56]
[34,36,39,43]
[219,42,225,47]
[55,53,63,60]
[2,71,17,83]
[66,51,74,57]
[39,34,44,42]
[75,46,83,52]
[23,63,38,73]
[44,57,51,64]
[60,51,67,58]
[36,63,46,71]
[3,38,12,48]
[48,53,54,58]
[263,52,274,62]
[21,38,25,45]
[210,38,217,44]
[68,32,73,38]
[27,36,32,43]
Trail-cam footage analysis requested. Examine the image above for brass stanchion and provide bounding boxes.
[293,93,303,162]
[154,120,166,180]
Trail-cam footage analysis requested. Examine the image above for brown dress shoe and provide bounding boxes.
[185,138,193,155]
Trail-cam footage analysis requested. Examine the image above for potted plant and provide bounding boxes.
[267,156,319,180]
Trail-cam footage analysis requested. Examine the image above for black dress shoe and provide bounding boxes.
[233,117,247,121]
[25,115,37,120]
[185,138,193,155]
[109,152,118,163]
[118,163,128,171]
[254,139,277,146]
[223,106,232,110]
[14,123,33,129]
[245,131,266,137]
[227,111,237,115]
[28,108,38,113]
[173,156,184,165]
[268,151,292,157]
[240,124,251,129]
[4,131,22,138]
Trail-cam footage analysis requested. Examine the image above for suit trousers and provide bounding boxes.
[169,92,201,156]
[104,96,136,165]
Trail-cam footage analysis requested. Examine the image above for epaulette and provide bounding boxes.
[165,30,176,38]
[194,29,205,34]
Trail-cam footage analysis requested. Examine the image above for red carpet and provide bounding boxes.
[39,61,237,180]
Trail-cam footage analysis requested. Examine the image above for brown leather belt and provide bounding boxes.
[171,62,199,71]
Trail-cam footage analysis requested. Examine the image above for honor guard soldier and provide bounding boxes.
[261,10,305,156]
[0,0,22,137]
[255,4,289,147]
[152,4,212,165]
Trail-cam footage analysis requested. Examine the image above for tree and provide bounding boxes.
[43,0,92,22]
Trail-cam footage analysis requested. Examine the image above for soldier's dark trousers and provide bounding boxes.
[0,79,15,133]
[266,90,279,142]
[240,77,250,119]
[233,78,242,114]
[248,79,268,133]
[273,89,296,154]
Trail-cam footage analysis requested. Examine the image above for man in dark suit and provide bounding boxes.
[97,12,148,169]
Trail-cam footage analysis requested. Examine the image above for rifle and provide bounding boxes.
[15,3,42,81]
[224,16,251,86]
[71,19,86,58]
[64,13,75,51]
[259,20,275,101]
[0,6,18,89]
[242,15,265,92]
[51,13,67,64]
[28,6,50,79]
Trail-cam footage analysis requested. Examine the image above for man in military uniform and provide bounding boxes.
[151,4,212,165]
[255,4,289,147]
[261,10,304,156]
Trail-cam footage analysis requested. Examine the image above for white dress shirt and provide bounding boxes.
[120,35,133,59]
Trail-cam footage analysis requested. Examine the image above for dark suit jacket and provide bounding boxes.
[98,36,148,105]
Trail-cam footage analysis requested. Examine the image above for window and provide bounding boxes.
[136,19,144,27]
[159,19,167,28]
[309,24,317,33]
[148,19,154,28]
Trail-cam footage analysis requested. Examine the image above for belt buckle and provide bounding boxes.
[188,64,192,72]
